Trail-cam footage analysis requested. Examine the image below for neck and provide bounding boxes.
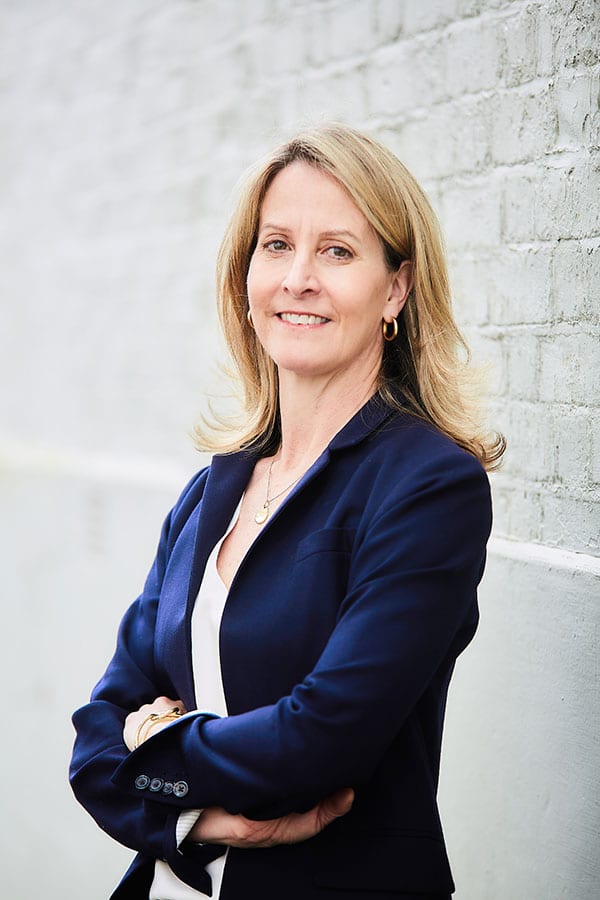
[274,368,379,471]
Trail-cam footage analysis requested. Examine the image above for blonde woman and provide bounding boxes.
[71,124,504,900]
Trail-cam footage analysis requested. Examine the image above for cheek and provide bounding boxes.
[247,259,277,305]
[344,277,390,324]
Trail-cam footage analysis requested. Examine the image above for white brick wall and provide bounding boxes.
[0,1,598,898]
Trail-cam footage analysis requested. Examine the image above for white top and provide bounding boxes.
[149,505,238,899]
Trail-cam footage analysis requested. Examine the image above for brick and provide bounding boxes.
[449,93,492,172]
[439,177,503,250]
[491,477,545,544]
[466,330,507,398]
[535,159,600,241]
[552,0,600,70]
[535,2,555,78]
[501,166,538,242]
[555,70,600,151]
[499,3,541,88]
[552,238,600,324]
[554,408,592,487]
[489,82,557,166]
[397,93,490,180]
[444,16,503,98]
[389,109,451,181]
[366,36,447,116]
[538,332,600,405]
[540,494,600,554]
[500,401,556,482]
[502,159,600,243]
[487,245,553,325]
[505,333,540,401]
[448,252,490,326]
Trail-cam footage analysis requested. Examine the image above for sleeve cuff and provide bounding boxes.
[176,808,203,847]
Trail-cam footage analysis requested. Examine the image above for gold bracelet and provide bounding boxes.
[134,706,181,749]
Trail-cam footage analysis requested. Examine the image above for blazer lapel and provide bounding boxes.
[186,451,256,608]
[183,451,256,704]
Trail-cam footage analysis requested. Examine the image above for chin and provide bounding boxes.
[273,355,333,380]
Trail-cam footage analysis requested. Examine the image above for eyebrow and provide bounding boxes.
[258,223,361,242]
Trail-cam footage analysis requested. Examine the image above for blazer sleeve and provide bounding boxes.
[69,468,211,867]
[110,450,492,820]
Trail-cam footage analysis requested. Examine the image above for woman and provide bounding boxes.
[70,123,504,900]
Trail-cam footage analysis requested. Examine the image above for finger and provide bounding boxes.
[140,697,185,717]
[195,808,233,842]
[274,790,355,846]
[154,696,182,710]
[324,787,354,818]
[313,788,354,831]
[163,697,186,714]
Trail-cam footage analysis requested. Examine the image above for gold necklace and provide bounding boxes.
[254,457,303,525]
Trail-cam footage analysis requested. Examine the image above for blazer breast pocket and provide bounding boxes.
[294,527,356,562]
[288,527,356,634]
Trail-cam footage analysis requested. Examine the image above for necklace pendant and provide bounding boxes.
[254,504,269,525]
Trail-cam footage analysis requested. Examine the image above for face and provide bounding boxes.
[246,162,411,390]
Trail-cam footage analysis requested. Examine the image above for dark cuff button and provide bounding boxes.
[134,774,150,790]
[149,777,164,792]
[173,780,189,798]
[162,781,174,795]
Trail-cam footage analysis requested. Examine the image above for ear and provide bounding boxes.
[383,260,413,322]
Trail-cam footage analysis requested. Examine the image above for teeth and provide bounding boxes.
[280,313,328,325]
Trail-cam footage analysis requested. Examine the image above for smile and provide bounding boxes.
[278,313,329,325]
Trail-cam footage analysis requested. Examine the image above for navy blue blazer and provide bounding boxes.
[70,396,492,899]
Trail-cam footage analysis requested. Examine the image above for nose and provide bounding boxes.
[282,251,319,297]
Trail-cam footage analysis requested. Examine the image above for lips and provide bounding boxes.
[278,312,330,325]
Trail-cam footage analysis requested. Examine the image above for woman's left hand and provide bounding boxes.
[123,696,187,752]
[188,787,355,848]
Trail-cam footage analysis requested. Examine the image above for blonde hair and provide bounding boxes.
[197,123,505,470]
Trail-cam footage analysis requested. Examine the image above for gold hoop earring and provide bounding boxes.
[382,318,398,342]
[247,308,254,329]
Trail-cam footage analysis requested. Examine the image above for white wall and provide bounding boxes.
[0,1,598,897]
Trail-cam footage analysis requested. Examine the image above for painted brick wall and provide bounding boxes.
[0,2,598,898]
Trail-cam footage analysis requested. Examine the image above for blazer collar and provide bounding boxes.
[327,391,396,452]
[198,390,396,545]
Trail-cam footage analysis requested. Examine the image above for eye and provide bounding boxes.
[263,239,289,252]
[326,245,353,260]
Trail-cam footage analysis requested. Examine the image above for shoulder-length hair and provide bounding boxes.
[196,123,505,470]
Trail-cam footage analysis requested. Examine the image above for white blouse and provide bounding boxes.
[149,505,239,899]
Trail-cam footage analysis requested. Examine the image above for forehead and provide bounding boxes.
[259,161,370,232]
